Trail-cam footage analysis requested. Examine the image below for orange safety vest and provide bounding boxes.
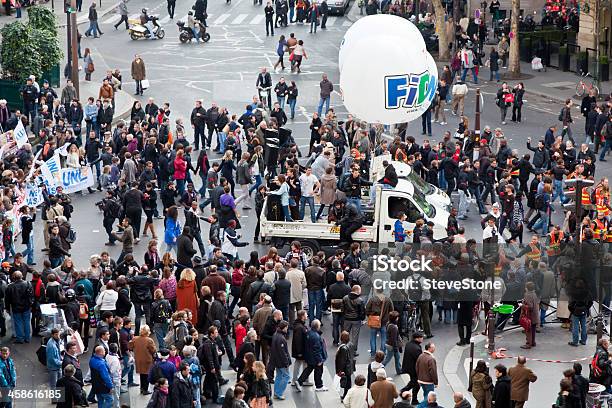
[547,231,564,256]
[526,244,541,263]
[593,219,607,240]
[595,188,611,217]
[581,187,591,206]
[606,228,612,243]
[507,158,519,177]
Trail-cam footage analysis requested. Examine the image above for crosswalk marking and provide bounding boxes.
[250,14,265,24]
[102,14,120,24]
[214,13,231,24]
[342,19,352,26]
[326,16,337,26]
[231,13,249,24]
[159,15,171,24]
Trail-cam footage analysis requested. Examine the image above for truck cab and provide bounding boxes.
[370,155,452,213]
[259,179,449,258]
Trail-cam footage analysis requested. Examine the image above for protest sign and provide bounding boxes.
[14,119,28,148]
[59,167,95,194]
[25,183,44,207]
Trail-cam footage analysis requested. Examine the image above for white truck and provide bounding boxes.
[259,178,450,258]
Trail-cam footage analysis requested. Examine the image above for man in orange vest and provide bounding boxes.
[546,225,564,266]
[593,213,609,241]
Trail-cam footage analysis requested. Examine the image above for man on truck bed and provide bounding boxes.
[335,198,364,243]
[370,160,399,206]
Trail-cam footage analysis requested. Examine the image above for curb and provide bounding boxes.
[57,2,118,28]
[112,90,135,126]
[524,88,567,104]
[442,334,487,404]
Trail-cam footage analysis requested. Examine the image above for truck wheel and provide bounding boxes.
[300,240,320,261]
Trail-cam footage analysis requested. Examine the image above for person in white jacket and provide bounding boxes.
[343,374,373,408]
[96,282,119,315]
[106,343,123,407]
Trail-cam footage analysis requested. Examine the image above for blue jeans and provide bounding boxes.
[85,21,99,36]
[461,67,478,83]
[49,368,61,388]
[50,256,64,268]
[369,326,387,357]
[571,314,587,344]
[532,210,550,235]
[417,384,435,408]
[299,196,316,223]
[22,234,34,265]
[438,171,447,190]
[153,322,169,348]
[310,19,317,32]
[552,179,568,204]
[489,70,500,81]
[12,311,31,342]
[288,99,297,119]
[274,367,291,397]
[122,354,135,384]
[96,393,113,408]
[307,289,324,322]
[382,345,401,374]
[317,96,330,116]
[600,140,612,160]
[346,197,362,215]
[176,179,186,195]
[277,96,286,109]
[281,205,293,221]
[249,175,263,194]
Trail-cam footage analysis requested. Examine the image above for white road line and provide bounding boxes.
[102,15,120,24]
[129,13,140,19]
[326,16,337,25]
[250,14,265,24]
[214,13,231,24]
[159,15,171,24]
[342,19,352,26]
[231,13,249,24]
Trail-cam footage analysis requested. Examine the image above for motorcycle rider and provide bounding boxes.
[140,8,160,38]
[187,11,202,42]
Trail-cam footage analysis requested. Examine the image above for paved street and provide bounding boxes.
[1,2,611,407]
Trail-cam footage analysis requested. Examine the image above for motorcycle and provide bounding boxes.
[129,16,165,40]
[177,20,210,43]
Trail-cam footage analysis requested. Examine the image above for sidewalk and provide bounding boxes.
[0,0,118,31]
[79,80,136,125]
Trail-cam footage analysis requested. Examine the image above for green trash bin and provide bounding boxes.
[0,79,23,111]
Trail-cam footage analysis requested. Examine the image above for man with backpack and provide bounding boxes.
[148,350,177,386]
[151,289,172,348]
[408,270,433,339]
[199,326,222,404]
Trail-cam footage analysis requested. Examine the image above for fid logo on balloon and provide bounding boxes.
[385,72,437,112]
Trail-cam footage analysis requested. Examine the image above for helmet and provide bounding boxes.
[65,288,76,299]
[142,8,148,13]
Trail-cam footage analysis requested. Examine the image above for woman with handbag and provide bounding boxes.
[83,48,94,81]
[520,281,539,349]
[365,288,393,358]
[470,360,493,408]
[496,82,512,125]
[248,361,271,408]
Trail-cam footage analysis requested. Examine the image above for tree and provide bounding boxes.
[32,29,64,74]
[0,21,42,82]
[431,0,449,60]
[27,5,58,37]
[508,0,521,76]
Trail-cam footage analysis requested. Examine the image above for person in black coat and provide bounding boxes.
[511,83,525,123]
[492,364,512,408]
[400,332,423,406]
[327,272,351,345]
[176,227,196,269]
[291,310,308,383]
[56,364,86,408]
[170,363,195,408]
[335,331,355,398]
[271,270,291,320]
[234,330,256,373]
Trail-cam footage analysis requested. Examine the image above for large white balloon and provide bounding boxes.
[338,14,427,72]
[339,35,438,124]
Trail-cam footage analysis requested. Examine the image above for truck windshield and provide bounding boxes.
[407,170,433,195]
[412,189,435,218]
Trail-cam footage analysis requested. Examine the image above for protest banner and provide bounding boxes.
[13,119,28,148]
[25,183,44,207]
[59,167,95,194]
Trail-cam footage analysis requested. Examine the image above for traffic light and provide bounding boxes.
[64,0,75,13]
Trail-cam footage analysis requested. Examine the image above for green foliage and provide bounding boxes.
[31,28,64,74]
[600,55,609,65]
[0,21,42,82]
[27,5,58,37]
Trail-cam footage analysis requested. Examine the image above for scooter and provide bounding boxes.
[129,16,165,40]
[177,20,210,43]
